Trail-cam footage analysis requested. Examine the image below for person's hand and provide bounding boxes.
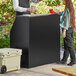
[53,11,59,15]
[62,29,66,38]
[27,8,33,12]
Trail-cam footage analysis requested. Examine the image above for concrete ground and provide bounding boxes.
[0,49,76,76]
[0,64,68,76]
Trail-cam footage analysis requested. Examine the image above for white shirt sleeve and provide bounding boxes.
[13,0,29,12]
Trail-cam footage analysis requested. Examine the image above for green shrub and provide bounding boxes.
[0,0,76,49]
[0,25,12,48]
[0,0,16,24]
[73,31,76,50]
[0,34,10,48]
[43,0,63,6]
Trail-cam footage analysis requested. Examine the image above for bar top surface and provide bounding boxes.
[16,13,59,17]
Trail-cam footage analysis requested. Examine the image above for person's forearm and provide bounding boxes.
[13,0,28,12]
[14,6,28,12]
[53,11,59,15]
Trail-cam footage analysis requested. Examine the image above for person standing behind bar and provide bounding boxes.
[12,0,34,15]
[53,0,76,66]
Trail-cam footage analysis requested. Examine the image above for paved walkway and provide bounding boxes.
[0,50,76,76]
[0,64,68,76]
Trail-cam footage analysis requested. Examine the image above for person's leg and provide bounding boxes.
[65,27,76,65]
[61,38,69,62]
[56,29,69,64]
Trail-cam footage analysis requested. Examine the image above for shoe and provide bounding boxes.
[56,60,66,64]
[67,62,76,66]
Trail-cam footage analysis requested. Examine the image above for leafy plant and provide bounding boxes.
[0,0,76,50]
[42,0,62,6]
[0,0,16,25]
[0,34,10,48]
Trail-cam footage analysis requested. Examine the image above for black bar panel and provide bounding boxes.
[10,14,60,68]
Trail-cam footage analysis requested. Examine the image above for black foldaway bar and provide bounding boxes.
[10,14,60,68]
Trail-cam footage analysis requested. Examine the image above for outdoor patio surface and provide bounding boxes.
[0,64,68,76]
[0,49,76,76]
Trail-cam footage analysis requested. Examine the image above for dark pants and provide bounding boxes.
[62,27,75,62]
